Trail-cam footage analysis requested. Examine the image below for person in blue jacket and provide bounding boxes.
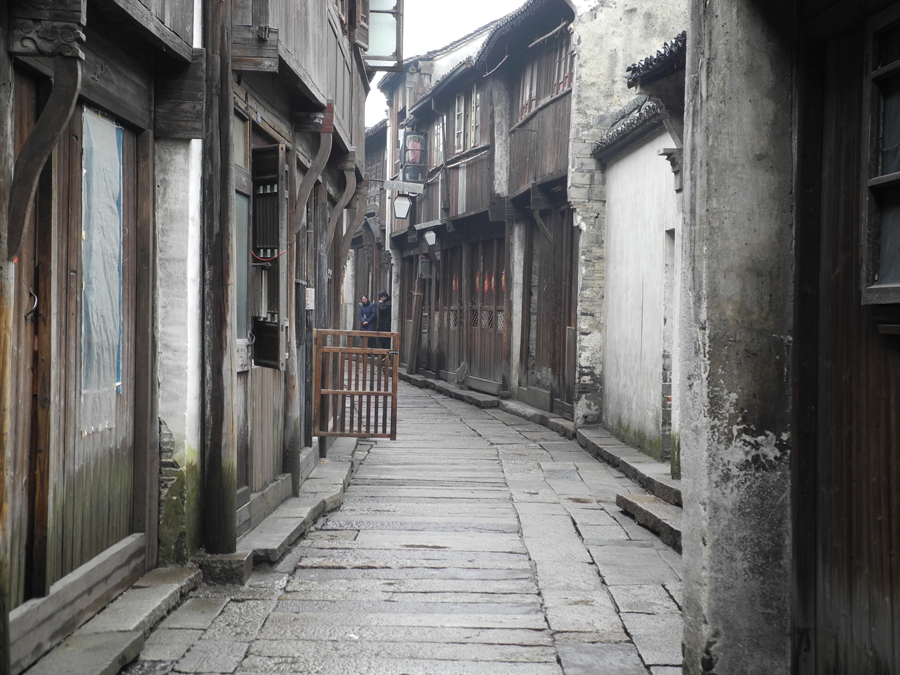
[359,295,376,332]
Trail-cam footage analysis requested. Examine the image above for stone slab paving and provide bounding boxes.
[123,382,682,674]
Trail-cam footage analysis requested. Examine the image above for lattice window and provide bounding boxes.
[496,309,505,332]
[421,311,429,333]
[471,309,479,327]
[482,309,493,330]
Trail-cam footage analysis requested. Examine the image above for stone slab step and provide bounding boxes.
[615,493,682,553]
[25,568,200,675]
[577,427,682,507]
[24,631,143,675]
[237,439,357,563]
[498,400,576,439]
[400,370,500,408]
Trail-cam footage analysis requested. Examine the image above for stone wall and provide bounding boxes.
[680,0,794,671]
[569,0,689,427]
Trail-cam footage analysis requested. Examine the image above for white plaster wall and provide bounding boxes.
[602,127,679,448]
[156,139,203,466]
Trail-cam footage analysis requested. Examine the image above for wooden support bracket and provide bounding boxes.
[7,56,82,260]
[293,102,334,236]
[324,153,357,252]
[338,182,369,278]
[533,209,554,245]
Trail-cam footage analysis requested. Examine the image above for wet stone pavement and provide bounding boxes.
[124,383,683,674]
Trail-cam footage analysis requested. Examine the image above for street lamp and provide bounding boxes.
[423,231,437,247]
[393,193,412,220]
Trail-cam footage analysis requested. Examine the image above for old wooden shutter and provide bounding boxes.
[352,0,370,50]
[251,144,288,369]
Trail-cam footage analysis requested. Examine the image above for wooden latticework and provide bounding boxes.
[313,329,399,440]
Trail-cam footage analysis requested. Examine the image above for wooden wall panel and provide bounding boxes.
[508,93,570,196]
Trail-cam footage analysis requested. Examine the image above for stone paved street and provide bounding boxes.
[126,383,682,674]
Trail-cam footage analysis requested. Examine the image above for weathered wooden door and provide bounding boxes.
[10,100,141,601]
[530,208,577,417]
[437,246,463,380]
[794,9,900,672]
[466,238,505,392]
[313,330,399,439]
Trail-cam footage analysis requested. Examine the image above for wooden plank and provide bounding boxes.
[94,0,193,63]
[232,25,280,73]
[9,534,146,675]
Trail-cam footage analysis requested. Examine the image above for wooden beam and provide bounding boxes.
[96,0,193,63]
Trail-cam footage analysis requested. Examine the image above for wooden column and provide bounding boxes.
[202,0,237,553]
[0,9,16,672]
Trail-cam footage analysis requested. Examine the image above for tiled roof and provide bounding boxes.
[592,98,667,160]
[625,31,687,89]
[365,118,388,138]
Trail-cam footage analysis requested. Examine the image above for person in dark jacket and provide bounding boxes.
[359,296,376,335]
[376,291,392,349]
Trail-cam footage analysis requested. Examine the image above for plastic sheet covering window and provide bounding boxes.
[80,107,124,433]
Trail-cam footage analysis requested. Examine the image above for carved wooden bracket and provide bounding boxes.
[7,56,82,260]
[338,182,369,278]
[294,102,334,236]
[11,18,85,58]
[324,154,357,252]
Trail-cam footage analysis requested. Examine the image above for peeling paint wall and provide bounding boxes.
[156,138,203,564]
[569,0,688,426]
[680,0,793,671]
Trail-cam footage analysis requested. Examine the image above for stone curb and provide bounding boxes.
[615,493,682,553]
[498,399,576,440]
[399,370,499,408]
[25,569,201,675]
[576,428,682,507]
[235,437,358,563]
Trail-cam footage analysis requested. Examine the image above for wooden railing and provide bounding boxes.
[313,329,399,439]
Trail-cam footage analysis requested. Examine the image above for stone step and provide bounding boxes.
[577,427,682,507]
[25,567,201,675]
[400,370,500,408]
[236,438,357,563]
[615,493,682,554]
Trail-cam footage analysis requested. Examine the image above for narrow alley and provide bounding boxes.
[125,383,682,675]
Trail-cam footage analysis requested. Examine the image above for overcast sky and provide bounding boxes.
[364,0,526,126]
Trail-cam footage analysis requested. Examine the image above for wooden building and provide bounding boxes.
[0,0,402,671]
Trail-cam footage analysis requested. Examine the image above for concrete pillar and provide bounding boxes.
[156,139,204,565]
[680,0,793,672]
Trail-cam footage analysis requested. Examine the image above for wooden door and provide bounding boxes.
[466,238,505,391]
[437,246,463,379]
[794,12,900,673]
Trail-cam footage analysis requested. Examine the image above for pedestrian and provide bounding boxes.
[359,294,376,336]
[377,290,392,350]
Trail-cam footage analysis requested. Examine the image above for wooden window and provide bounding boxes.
[234,112,252,342]
[433,115,444,166]
[863,4,900,303]
[519,60,538,120]
[455,94,467,153]
[469,85,481,147]
[350,0,370,48]
[364,0,404,71]
[554,34,574,95]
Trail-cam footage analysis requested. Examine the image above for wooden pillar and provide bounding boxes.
[0,6,15,671]
[202,0,237,553]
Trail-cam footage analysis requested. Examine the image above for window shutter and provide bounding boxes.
[251,143,288,370]
[352,0,370,50]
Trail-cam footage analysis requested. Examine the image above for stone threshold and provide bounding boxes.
[24,568,201,675]
[399,369,500,408]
